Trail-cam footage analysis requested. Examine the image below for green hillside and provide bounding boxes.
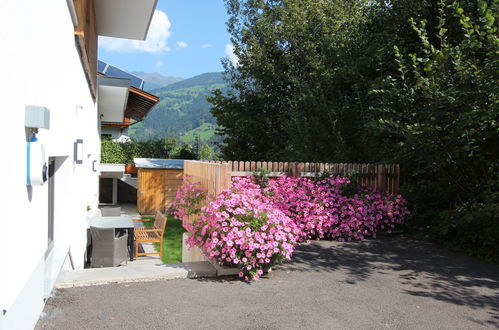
[128,72,225,144]
[179,123,217,144]
[160,72,225,91]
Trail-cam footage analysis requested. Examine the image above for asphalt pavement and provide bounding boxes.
[36,236,499,330]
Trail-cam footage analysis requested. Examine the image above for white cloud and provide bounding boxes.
[177,41,188,49]
[225,44,239,66]
[155,60,163,69]
[202,44,213,49]
[99,10,171,53]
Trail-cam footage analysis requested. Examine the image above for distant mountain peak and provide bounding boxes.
[131,72,184,92]
[156,72,225,92]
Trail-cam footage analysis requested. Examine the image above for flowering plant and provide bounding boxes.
[358,186,409,233]
[174,174,409,281]
[185,178,299,281]
[236,176,409,242]
[172,176,207,223]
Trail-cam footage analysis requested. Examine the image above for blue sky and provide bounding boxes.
[98,0,233,79]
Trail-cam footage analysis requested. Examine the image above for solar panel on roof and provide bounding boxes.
[97,60,107,73]
[103,65,144,89]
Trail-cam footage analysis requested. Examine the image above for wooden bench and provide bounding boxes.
[133,211,167,260]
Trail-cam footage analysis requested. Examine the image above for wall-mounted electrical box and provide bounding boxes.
[27,142,47,186]
[25,105,50,129]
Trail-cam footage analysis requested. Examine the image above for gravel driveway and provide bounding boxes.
[36,236,499,329]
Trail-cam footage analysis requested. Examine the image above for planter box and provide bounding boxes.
[182,233,206,263]
[125,164,137,174]
[181,233,274,277]
[208,260,240,276]
[181,233,241,276]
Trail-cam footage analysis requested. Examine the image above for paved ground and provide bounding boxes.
[36,236,499,330]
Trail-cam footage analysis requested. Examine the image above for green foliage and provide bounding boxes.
[372,0,498,222]
[210,0,499,262]
[178,144,196,160]
[129,72,225,150]
[179,123,217,144]
[211,0,431,161]
[342,170,360,197]
[252,168,271,188]
[314,169,332,183]
[100,137,198,163]
[436,191,499,264]
[198,144,214,160]
[400,0,497,262]
[101,139,128,163]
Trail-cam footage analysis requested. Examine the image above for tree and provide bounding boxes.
[178,144,196,160]
[371,0,498,260]
[210,0,499,261]
[198,144,214,160]
[210,0,437,161]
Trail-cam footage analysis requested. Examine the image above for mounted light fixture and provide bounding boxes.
[92,160,99,172]
[74,139,83,164]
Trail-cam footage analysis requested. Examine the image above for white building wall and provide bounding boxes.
[0,1,100,329]
[101,125,125,139]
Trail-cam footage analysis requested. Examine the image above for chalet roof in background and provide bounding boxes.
[124,86,159,121]
[98,60,159,121]
[133,158,184,169]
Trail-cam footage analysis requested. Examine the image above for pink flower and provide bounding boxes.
[181,174,408,282]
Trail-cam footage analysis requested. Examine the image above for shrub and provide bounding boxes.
[175,175,410,280]
[235,176,409,242]
[184,180,300,280]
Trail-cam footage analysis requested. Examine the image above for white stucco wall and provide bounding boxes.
[101,125,125,139]
[0,1,100,328]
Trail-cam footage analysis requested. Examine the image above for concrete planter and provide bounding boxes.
[181,233,206,263]
[208,260,241,276]
[181,233,273,277]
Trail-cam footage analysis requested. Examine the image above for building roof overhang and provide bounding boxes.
[125,87,160,121]
[97,76,130,123]
[95,0,158,40]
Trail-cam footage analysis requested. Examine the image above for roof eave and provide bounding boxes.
[95,0,158,40]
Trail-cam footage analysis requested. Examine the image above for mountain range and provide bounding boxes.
[131,72,184,91]
[128,72,226,145]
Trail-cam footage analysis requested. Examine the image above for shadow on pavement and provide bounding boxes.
[281,236,499,327]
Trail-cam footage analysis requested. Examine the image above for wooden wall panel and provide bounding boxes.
[137,169,183,214]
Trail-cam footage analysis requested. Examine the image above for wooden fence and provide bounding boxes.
[184,160,232,198]
[209,161,400,194]
[183,160,232,227]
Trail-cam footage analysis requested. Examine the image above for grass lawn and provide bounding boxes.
[142,215,186,264]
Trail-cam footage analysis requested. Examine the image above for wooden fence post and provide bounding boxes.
[290,163,298,178]
[377,164,387,192]
[297,163,303,178]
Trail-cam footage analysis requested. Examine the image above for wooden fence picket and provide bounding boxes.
[207,160,399,193]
